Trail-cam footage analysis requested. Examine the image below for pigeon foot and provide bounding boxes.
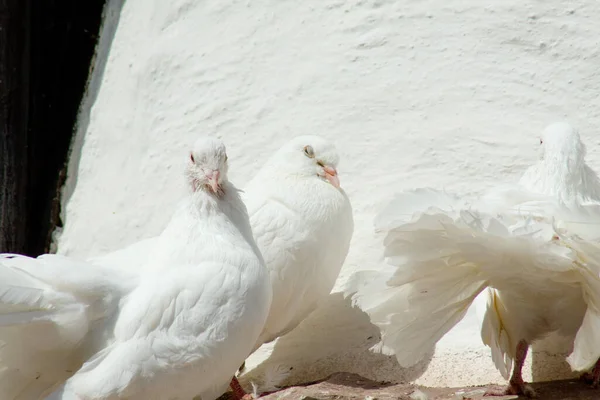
[580,358,600,388]
[230,376,253,400]
[484,379,536,398]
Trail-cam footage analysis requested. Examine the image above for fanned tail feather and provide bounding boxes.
[563,239,600,371]
[246,363,292,396]
[353,225,488,366]
[374,188,467,231]
[0,256,90,400]
[352,188,588,370]
[353,190,492,367]
[478,288,512,379]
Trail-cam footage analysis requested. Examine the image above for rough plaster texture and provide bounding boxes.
[59,0,600,388]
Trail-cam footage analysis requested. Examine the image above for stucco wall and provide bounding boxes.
[58,0,600,388]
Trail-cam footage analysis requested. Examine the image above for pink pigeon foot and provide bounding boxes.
[230,376,253,400]
[580,358,600,388]
[484,340,536,398]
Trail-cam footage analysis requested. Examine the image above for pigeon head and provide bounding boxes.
[273,135,341,188]
[186,137,229,195]
[519,121,600,204]
[538,122,586,168]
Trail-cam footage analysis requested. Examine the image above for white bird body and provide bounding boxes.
[0,138,271,400]
[94,136,354,352]
[479,275,587,378]
[350,122,600,396]
[476,122,600,388]
[244,166,353,346]
[86,136,354,399]
[241,136,353,350]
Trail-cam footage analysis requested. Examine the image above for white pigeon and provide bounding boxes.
[90,135,354,398]
[519,121,600,205]
[232,136,353,394]
[0,137,272,400]
[244,135,354,347]
[477,122,600,395]
[349,122,600,397]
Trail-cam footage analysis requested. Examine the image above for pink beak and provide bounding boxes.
[205,170,220,193]
[323,165,340,188]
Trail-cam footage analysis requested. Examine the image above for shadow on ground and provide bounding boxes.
[223,372,600,400]
[239,293,434,388]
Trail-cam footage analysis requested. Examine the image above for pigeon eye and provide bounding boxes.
[303,145,315,158]
[190,153,195,163]
[540,139,543,145]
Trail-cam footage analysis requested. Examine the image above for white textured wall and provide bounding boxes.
[59,0,600,388]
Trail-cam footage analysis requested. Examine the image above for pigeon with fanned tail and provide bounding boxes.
[0,137,271,400]
[348,122,600,398]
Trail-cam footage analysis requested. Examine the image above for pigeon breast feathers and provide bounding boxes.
[242,135,353,347]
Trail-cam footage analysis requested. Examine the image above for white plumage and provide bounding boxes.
[243,136,354,350]
[104,135,355,347]
[519,121,600,205]
[89,135,354,398]
[349,122,600,397]
[0,137,271,400]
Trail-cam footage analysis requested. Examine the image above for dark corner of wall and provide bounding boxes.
[0,0,109,255]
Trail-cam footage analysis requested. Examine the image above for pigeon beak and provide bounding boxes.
[322,165,340,188]
[205,170,221,193]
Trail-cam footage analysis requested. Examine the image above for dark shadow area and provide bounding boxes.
[239,293,433,389]
[0,0,31,255]
[0,0,110,255]
[326,372,396,389]
[225,374,600,400]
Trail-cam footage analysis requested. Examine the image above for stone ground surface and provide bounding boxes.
[221,372,600,400]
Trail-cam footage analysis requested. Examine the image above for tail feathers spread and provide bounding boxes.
[354,208,492,367]
[354,188,600,374]
[480,185,600,242]
[564,239,600,371]
[478,288,513,380]
[242,363,292,396]
[557,204,600,242]
[354,188,589,369]
[358,278,486,368]
[374,188,468,231]
[477,184,560,217]
[0,258,90,400]
[568,306,600,372]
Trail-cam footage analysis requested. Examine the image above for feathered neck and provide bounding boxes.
[519,156,600,205]
[190,181,259,250]
[145,180,264,270]
[188,185,226,213]
[182,181,248,225]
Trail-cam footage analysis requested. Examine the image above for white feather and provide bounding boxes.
[0,137,272,400]
[350,121,600,385]
[247,363,292,394]
[96,135,355,358]
[242,136,354,349]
